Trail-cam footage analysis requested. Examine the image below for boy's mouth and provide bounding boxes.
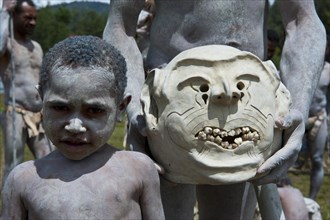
[61,138,88,146]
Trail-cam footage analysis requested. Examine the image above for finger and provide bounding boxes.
[275,109,302,130]
[253,165,287,185]
[257,111,304,174]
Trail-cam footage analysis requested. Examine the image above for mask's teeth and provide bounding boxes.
[220,131,227,138]
[228,130,235,136]
[234,137,242,145]
[235,128,242,135]
[242,127,250,134]
[221,141,229,148]
[252,131,259,141]
[198,131,207,140]
[213,128,221,136]
[207,134,215,142]
[215,136,222,145]
[204,127,213,134]
[196,126,260,150]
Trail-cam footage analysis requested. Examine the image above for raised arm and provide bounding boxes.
[254,0,326,184]
[279,0,326,120]
[0,0,16,56]
[103,0,145,125]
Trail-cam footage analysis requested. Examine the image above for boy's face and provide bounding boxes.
[42,67,122,160]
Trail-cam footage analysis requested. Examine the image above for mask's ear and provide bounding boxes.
[141,68,164,130]
[274,82,292,122]
[117,94,131,122]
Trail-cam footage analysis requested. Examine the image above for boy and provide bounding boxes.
[0,35,164,220]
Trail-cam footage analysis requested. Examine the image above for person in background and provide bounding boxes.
[0,0,52,185]
[267,28,280,61]
[295,35,330,200]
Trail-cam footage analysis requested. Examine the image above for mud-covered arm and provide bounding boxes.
[278,0,326,120]
[0,8,9,55]
[0,0,16,56]
[254,0,326,184]
[103,0,148,153]
[103,0,145,125]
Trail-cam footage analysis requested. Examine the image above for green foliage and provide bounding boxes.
[32,4,108,53]
[315,0,330,34]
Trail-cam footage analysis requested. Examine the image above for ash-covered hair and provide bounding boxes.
[39,35,127,102]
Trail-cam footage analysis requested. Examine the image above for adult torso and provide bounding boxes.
[146,0,267,69]
[0,38,43,112]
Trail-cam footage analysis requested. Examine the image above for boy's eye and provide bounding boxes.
[52,105,69,111]
[88,107,105,114]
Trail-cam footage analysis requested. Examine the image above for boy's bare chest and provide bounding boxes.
[23,170,141,218]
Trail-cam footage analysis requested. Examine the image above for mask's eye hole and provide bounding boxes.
[200,84,209,92]
[237,81,245,90]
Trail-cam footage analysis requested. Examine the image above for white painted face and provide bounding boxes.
[42,67,123,160]
[142,45,291,184]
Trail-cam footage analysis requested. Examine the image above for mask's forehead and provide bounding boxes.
[166,45,249,70]
[163,45,279,94]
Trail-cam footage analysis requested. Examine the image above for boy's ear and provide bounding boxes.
[117,94,131,122]
[35,84,43,100]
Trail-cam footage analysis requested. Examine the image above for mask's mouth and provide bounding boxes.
[195,126,260,150]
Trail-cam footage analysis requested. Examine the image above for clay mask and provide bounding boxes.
[141,45,291,184]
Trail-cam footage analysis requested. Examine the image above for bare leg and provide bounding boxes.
[241,182,258,219]
[160,176,196,220]
[308,118,327,200]
[197,182,250,220]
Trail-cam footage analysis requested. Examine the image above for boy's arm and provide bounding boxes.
[139,157,165,219]
[1,168,27,219]
[254,0,326,184]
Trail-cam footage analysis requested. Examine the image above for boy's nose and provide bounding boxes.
[65,118,87,133]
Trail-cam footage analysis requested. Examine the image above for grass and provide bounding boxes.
[1,115,330,219]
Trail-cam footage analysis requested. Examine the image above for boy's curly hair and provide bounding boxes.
[39,35,127,102]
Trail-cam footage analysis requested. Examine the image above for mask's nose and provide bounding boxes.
[210,79,241,105]
[65,118,87,134]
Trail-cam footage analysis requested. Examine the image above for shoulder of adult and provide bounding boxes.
[32,40,43,52]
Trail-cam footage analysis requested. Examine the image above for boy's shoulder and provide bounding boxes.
[4,160,37,187]
[113,149,156,170]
